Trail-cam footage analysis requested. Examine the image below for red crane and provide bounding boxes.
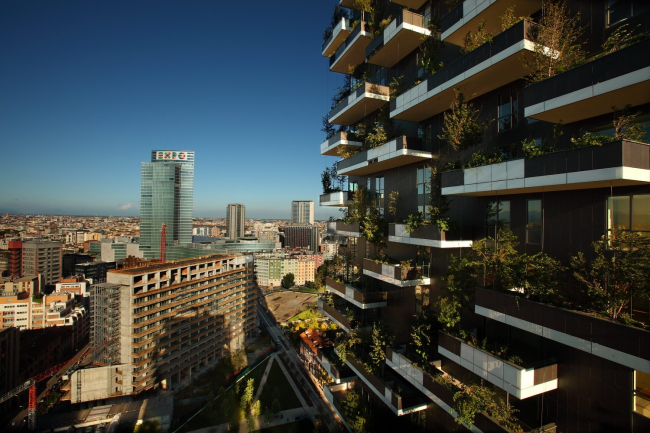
[160,223,167,263]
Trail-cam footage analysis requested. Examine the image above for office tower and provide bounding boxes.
[21,239,62,286]
[226,203,245,239]
[317,2,650,432]
[284,224,319,252]
[291,200,315,224]
[66,253,256,402]
[140,150,194,259]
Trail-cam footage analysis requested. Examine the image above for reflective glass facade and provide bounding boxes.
[140,150,194,259]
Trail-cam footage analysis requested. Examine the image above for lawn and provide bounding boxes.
[288,307,323,322]
[258,359,302,412]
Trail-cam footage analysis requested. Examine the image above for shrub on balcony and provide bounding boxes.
[453,382,522,432]
[419,20,444,76]
[440,90,491,152]
[461,21,494,54]
[411,309,438,366]
[368,321,393,375]
[322,5,349,42]
[500,5,531,32]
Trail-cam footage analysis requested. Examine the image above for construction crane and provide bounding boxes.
[160,223,167,263]
[0,361,68,431]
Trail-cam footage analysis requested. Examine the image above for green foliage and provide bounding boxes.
[321,162,344,194]
[404,212,424,233]
[474,228,526,292]
[331,75,352,108]
[453,383,522,432]
[522,137,546,158]
[440,90,490,152]
[341,389,369,433]
[572,231,650,320]
[612,105,647,142]
[281,273,295,289]
[500,5,530,31]
[387,191,400,222]
[461,21,494,54]
[411,309,438,364]
[438,253,480,328]
[418,20,444,76]
[389,75,405,98]
[523,252,566,304]
[134,420,161,433]
[368,321,392,374]
[524,0,585,82]
[601,24,649,55]
[570,131,612,149]
[322,5,348,42]
[321,116,336,140]
[428,160,451,228]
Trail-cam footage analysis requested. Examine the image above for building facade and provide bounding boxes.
[226,203,246,239]
[64,253,258,403]
[284,224,320,252]
[317,1,650,432]
[21,239,62,286]
[254,253,315,288]
[140,150,195,260]
[291,200,315,225]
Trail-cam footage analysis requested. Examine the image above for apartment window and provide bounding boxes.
[635,370,650,418]
[607,194,650,236]
[375,176,384,216]
[527,199,543,244]
[607,0,649,26]
[487,200,511,237]
[498,90,518,132]
[349,181,358,192]
[417,166,431,217]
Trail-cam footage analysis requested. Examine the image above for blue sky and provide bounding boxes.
[0,0,347,220]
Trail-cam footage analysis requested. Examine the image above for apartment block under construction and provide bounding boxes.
[62,253,258,403]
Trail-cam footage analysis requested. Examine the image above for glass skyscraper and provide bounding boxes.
[140,150,194,259]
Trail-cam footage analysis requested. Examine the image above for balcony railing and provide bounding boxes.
[323,18,355,57]
[328,81,390,126]
[320,131,362,156]
[391,19,537,122]
[330,21,372,74]
[388,223,473,248]
[366,10,430,68]
[438,331,558,400]
[326,220,361,237]
[337,136,432,176]
[325,277,388,309]
[441,140,650,196]
[318,298,354,332]
[320,191,353,207]
[441,0,541,46]
[362,258,430,287]
[524,38,650,124]
[346,354,429,416]
[474,287,650,375]
[317,347,357,383]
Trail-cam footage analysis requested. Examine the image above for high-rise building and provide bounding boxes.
[316,2,650,432]
[291,200,314,224]
[65,253,257,402]
[21,239,62,286]
[140,150,194,259]
[226,203,246,239]
[284,224,320,252]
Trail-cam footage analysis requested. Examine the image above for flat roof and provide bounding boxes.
[109,253,245,275]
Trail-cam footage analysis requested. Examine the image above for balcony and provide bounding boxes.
[337,136,432,176]
[390,0,428,9]
[323,18,355,57]
[324,382,355,432]
[326,220,361,237]
[325,277,388,309]
[438,331,558,400]
[474,288,650,374]
[441,0,541,46]
[362,258,430,287]
[346,354,429,416]
[328,81,390,125]
[330,21,373,74]
[441,140,650,196]
[524,38,650,124]
[391,19,537,122]
[317,347,357,383]
[388,223,473,248]
[339,0,357,9]
[320,131,362,156]
[366,10,431,68]
[318,298,356,333]
[320,191,353,207]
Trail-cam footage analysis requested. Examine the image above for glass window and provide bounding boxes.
[417,166,431,217]
[349,181,358,192]
[487,200,510,238]
[632,195,650,232]
[607,196,631,231]
[375,176,384,216]
[527,199,542,244]
[635,370,650,418]
[607,194,650,238]
[498,90,518,132]
[607,0,632,26]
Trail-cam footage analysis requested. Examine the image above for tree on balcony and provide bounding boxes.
[341,388,369,433]
[439,90,490,152]
[322,5,349,42]
[572,231,650,321]
[523,0,585,83]
[411,309,438,365]
[419,20,444,76]
[368,321,392,375]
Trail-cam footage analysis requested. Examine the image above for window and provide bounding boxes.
[349,181,358,192]
[527,199,542,244]
[607,194,650,236]
[417,166,431,217]
[635,370,650,418]
[498,90,518,132]
[607,0,649,26]
[487,200,510,237]
[375,176,384,216]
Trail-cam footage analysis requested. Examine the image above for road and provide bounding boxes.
[257,305,341,431]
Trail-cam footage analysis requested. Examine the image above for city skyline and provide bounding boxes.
[0,0,346,220]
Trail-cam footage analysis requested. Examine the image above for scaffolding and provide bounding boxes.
[90,283,121,367]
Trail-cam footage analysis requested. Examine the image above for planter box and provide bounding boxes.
[320,191,353,207]
[362,258,430,287]
[325,277,388,309]
[318,298,353,332]
[320,131,362,156]
[475,288,650,374]
[337,136,432,176]
[438,331,558,400]
[317,347,357,384]
[328,81,390,126]
[326,221,361,237]
[389,223,473,248]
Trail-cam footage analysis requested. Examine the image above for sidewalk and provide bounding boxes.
[186,407,310,433]
[253,356,275,402]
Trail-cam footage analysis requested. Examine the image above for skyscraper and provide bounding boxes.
[140,150,194,259]
[291,200,314,225]
[226,203,245,239]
